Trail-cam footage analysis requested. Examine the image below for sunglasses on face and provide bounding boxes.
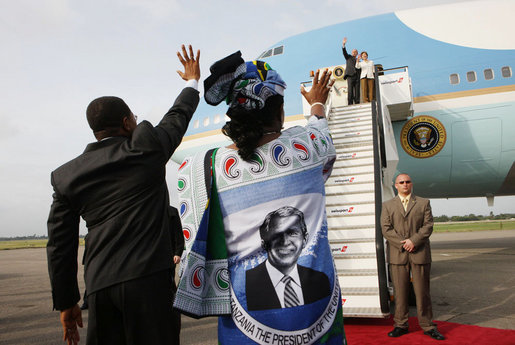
[397,180,411,184]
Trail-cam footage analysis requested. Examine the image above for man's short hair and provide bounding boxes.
[259,206,308,247]
[86,96,131,132]
[395,173,410,182]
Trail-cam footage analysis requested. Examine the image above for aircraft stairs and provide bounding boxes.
[325,102,390,318]
[300,65,409,317]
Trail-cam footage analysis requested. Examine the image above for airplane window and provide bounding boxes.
[193,120,199,129]
[203,117,210,127]
[501,66,512,78]
[450,73,460,85]
[483,69,494,80]
[260,49,272,58]
[466,71,477,82]
[273,46,284,55]
[214,114,221,124]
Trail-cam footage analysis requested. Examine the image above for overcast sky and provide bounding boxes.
[1,0,513,237]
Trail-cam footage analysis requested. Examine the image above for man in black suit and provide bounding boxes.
[342,37,361,105]
[47,45,200,345]
[246,206,331,311]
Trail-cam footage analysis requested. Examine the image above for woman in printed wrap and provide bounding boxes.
[175,51,347,345]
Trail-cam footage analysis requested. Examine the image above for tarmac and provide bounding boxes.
[0,229,514,345]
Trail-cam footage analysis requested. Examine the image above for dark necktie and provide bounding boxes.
[281,275,300,308]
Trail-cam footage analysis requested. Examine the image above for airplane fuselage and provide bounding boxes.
[173,1,515,199]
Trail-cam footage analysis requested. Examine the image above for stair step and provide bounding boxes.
[341,306,387,318]
[334,141,375,150]
[328,228,377,241]
[335,150,373,160]
[326,173,375,186]
[332,129,373,139]
[339,275,379,289]
[326,182,375,194]
[329,237,375,244]
[326,188,375,196]
[336,268,378,276]
[330,241,376,255]
[341,287,382,295]
[333,135,374,145]
[333,157,374,169]
[326,203,376,217]
[335,257,378,270]
[328,215,377,228]
[331,124,373,134]
[331,104,372,114]
[329,118,373,127]
[331,165,375,175]
[329,227,377,237]
[333,144,374,154]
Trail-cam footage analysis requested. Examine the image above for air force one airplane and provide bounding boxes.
[173,0,515,201]
[173,0,515,317]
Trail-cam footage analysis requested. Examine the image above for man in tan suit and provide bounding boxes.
[381,173,445,340]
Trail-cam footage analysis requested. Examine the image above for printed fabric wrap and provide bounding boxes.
[177,116,347,344]
[174,149,232,317]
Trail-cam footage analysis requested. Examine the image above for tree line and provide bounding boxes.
[434,213,515,222]
[0,234,86,241]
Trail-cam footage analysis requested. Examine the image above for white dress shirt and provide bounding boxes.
[265,260,305,307]
[185,79,199,90]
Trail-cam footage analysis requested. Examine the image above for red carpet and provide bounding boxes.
[344,316,515,345]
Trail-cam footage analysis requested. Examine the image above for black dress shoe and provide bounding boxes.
[424,328,445,340]
[388,327,409,337]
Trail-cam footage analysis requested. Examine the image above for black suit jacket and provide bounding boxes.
[342,46,360,79]
[47,87,199,310]
[245,261,331,311]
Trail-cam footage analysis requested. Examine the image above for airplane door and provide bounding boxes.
[450,118,502,196]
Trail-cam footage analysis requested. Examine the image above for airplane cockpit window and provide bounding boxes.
[203,117,210,127]
[484,69,494,80]
[501,66,512,78]
[257,46,284,59]
[450,73,460,85]
[259,49,273,59]
[273,46,284,55]
[466,71,477,82]
[193,120,200,129]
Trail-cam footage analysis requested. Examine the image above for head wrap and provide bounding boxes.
[204,51,287,112]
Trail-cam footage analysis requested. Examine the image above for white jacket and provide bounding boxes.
[356,59,374,79]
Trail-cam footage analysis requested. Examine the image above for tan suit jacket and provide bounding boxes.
[381,194,434,265]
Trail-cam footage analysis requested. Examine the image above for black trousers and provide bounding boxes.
[86,269,180,345]
[347,75,360,105]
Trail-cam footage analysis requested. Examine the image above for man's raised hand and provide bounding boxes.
[177,44,200,81]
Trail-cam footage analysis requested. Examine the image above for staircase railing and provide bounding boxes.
[374,65,387,169]
[371,99,390,315]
